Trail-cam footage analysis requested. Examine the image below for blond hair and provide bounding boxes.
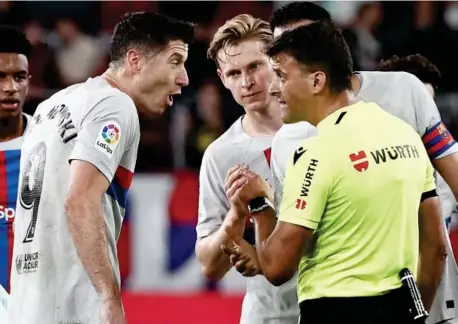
[207,14,272,66]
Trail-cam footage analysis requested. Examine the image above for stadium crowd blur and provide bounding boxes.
[2,0,458,172]
[0,1,450,168]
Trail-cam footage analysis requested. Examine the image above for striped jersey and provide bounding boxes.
[0,114,32,292]
[7,77,140,324]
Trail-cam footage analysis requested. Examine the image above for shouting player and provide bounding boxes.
[195,14,300,324]
[7,12,195,324]
[0,25,32,308]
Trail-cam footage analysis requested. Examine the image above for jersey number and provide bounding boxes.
[20,142,47,243]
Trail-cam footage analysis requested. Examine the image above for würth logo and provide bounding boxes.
[295,199,306,210]
[349,151,369,172]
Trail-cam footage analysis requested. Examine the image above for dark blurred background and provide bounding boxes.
[3,0,457,172]
[3,1,458,323]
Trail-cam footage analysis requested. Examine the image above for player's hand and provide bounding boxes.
[225,164,250,214]
[100,298,127,324]
[229,169,273,205]
[221,239,262,277]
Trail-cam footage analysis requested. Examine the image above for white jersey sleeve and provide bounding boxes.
[271,122,318,210]
[69,94,138,182]
[196,146,230,239]
[407,73,458,159]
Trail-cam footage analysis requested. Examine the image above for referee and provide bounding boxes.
[225,22,447,323]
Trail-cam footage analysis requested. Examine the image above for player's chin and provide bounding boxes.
[244,100,266,112]
[0,108,20,119]
[281,109,294,124]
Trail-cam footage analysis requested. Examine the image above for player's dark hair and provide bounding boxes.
[378,54,441,89]
[0,25,32,58]
[270,2,331,31]
[266,21,353,94]
[109,12,196,66]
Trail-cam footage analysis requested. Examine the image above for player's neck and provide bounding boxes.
[0,113,23,143]
[351,74,362,96]
[243,104,283,137]
[101,69,131,98]
[313,90,357,126]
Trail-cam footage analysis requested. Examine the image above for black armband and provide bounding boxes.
[421,189,438,202]
[248,197,275,215]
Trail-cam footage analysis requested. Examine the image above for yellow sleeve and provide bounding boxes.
[278,143,332,231]
[423,158,436,193]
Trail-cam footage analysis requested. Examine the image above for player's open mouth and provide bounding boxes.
[167,91,182,107]
[0,99,20,110]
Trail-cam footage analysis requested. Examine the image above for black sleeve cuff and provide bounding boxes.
[421,189,438,202]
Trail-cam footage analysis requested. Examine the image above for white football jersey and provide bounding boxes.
[197,117,299,324]
[7,77,140,324]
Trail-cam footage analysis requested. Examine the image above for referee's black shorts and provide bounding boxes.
[299,288,416,324]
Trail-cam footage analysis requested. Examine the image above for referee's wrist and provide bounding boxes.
[248,197,275,215]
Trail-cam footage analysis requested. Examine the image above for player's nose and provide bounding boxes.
[269,79,280,97]
[2,78,19,94]
[176,69,189,87]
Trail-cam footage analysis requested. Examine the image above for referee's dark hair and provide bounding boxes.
[266,21,353,95]
[0,25,32,57]
[109,12,196,67]
[379,54,441,89]
[270,2,331,31]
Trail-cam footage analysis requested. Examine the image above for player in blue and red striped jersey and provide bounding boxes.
[0,25,32,295]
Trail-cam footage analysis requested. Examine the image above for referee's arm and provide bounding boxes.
[253,148,331,286]
[417,161,447,311]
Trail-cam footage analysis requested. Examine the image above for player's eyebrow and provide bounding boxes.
[224,68,240,77]
[170,53,184,62]
[272,66,285,77]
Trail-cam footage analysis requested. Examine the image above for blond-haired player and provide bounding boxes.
[195,14,299,324]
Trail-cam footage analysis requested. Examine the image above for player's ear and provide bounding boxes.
[126,49,141,74]
[310,71,326,95]
[217,69,228,89]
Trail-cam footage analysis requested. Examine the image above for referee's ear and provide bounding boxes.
[309,71,326,95]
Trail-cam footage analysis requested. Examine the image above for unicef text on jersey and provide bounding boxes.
[0,205,15,220]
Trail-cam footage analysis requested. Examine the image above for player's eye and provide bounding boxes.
[171,60,179,68]
[228,71,240,77]
[14,75,26,82]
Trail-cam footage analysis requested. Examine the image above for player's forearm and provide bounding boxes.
[195,208,245,280]
[65,196,120,301]
[417,246,446,311]
[433,153,458,201]
[418,197,447,311]
[253,208,287,286]
[195,229,232,281]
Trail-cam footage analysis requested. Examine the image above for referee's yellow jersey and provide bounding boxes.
[279,101,436,303]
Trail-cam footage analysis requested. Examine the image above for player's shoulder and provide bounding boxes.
[358,70,416,86]
[273,122,317,148]
[291,136,321,162]
[203,117,247,160]
[83,77,136,113]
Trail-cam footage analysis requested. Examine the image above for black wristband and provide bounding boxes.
[248,197,274,215]
[421,189,438,202]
